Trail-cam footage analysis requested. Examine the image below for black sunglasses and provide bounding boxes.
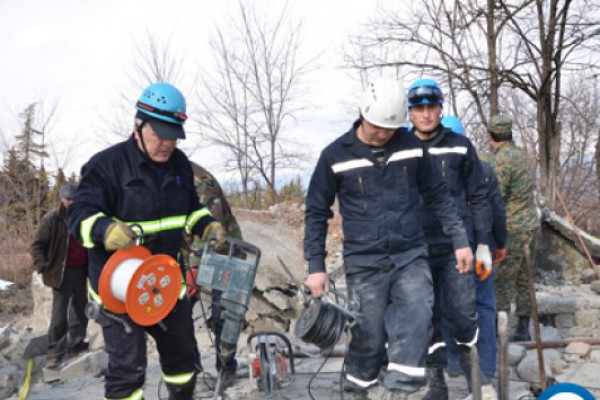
[408,85,443,105]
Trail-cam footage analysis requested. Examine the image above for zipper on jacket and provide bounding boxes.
[358,176,367,210]
[441,159,447,178]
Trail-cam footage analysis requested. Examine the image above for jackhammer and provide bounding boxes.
[195,237,261,398]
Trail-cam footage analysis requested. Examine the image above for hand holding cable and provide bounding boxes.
[104,222,136,251]
[304,272,330,298]
[475,244,493,280]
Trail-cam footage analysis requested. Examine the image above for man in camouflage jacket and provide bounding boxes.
[185,162,242,386]
[480,115,540,342]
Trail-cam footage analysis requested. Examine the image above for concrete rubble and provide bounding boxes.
[0,202,599,399]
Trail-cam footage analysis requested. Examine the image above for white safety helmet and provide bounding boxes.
[360,78,407,129]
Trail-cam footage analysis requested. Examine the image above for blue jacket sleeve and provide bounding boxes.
[482,161,507,250]
[303,152,336,274]
[463,140,492,246]
[417,146,469,250]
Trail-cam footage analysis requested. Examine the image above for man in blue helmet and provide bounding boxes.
[68,82,226,400]
[304,77,472,400]
[441,115,506,400]
[407,79,492,400]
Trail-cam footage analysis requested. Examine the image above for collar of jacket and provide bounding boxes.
[492,140,511,154]
[342,119,406,160]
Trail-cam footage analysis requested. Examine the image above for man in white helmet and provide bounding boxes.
[304,77,473,400]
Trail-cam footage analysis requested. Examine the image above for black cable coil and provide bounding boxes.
[295,299,351,350]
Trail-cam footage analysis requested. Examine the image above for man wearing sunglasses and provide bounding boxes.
[408,79,492,400]
[304,77,471,400]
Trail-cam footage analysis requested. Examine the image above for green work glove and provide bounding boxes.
[104,222,135,251]
[201,221,228,253]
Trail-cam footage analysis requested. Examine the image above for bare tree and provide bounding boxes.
[556,76,600,232]
[99,29,186,145]
[347,0,600,207]
[196,1,311,206]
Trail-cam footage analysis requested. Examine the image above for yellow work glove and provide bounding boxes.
[201,221,228,253]
[104,222,135,251]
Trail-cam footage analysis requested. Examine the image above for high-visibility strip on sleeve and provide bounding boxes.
[104,387,143,400]
[88,283,103,305]
[81,212,106,249]
[184,208,213,235]
[163,371,195,385]
[179,284,187,299]
[127,215,187,235]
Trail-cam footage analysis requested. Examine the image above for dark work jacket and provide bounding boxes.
[416,127,492,248]
[481,160,507,251]
[68,135,215,293]
[304,121,469,275]
[31,205,69,289]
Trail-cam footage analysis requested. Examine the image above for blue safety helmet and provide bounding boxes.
[408,78,444,108]
[441,115,464,135]
[136,83,187,139]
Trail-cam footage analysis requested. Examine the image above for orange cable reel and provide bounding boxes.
[98,245,183,327]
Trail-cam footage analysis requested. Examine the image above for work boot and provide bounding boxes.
[219,369,237,390]
[510,316,531,342]
[68,342,89,359]
[422,367,448,400]
[379,388,408,400]
[461,384,498,400]
[346,389,371,400]
[44,353,64,369]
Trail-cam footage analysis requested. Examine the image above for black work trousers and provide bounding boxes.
[47,267,88,359]
[99,298,197,399]
[426,244,478,367]
[343,256,433,393]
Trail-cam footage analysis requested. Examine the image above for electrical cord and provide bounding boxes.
[307,348,333,400]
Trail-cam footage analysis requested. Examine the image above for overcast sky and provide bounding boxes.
[0,0,397,183]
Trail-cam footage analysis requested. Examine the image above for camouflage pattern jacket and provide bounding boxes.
[185,162,242,267]
[480,142,538,232]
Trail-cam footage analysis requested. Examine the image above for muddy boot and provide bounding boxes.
[422,367,448,400]
[347,389,371,400]
[380,388,409,400]
[509,316,531,342]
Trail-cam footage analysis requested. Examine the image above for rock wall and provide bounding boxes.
[537,207,600,284]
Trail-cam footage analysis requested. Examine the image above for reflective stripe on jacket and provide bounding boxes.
[417,127,492,247]
[304,121,469,275]
[68,135,215,292]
